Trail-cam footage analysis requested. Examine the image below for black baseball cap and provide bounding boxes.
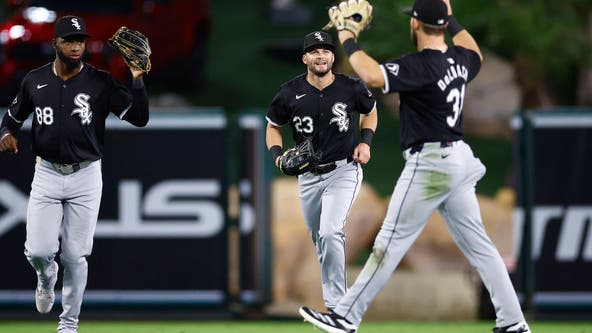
[303,31,335,53]
[403,0,448,26]
[54,15,91,39]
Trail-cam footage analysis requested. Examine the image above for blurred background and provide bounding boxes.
[0,0,591,326]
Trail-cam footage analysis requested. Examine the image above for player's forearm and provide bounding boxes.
[338,31,384,88]
[447,15,483,61]
[122,84,149,127]
[360,106,378,132]
[349,52,384,88]
[266,124,283,165]
[0,111,23,137]
[266,124,283,150]
[452,30,482,61]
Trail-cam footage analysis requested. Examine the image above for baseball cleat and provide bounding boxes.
[492,321,531,333]
[35,261,58,314]
[299,306,357,333]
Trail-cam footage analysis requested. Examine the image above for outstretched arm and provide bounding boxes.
[443,0,482,61]
[120,70,149,127]
[338,30,385,89]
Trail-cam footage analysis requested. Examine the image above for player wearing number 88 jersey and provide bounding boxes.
[0,15,148,333]
[299,1,530,333]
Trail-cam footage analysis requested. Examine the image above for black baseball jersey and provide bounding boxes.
[266,73,376,164]
[380,46,481,149]
[0,62,149,164]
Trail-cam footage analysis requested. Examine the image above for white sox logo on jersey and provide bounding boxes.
[71,18,82,30]
[71,93,92,125]
[329,102,349,132]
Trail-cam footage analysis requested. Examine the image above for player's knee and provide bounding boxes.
[25,246,57,262]
[60,251,89,265]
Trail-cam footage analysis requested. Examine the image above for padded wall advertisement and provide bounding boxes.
[513,112,592,308]
[0,111,229,307]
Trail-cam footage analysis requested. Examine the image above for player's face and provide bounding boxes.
[303,47,334,77]
[54,36,86,68]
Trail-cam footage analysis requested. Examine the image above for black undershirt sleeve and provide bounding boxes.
[122,78,149,127]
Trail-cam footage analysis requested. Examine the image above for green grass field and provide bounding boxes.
[1,321,591,333]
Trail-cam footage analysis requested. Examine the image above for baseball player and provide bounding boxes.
[266,31,378,310]
[299,1,531,333]
[0,16,149,333]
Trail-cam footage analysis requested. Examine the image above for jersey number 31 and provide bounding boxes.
[446,84,466,127]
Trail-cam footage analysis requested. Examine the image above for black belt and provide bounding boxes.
[409,141,455,154]
[311,156,354,175]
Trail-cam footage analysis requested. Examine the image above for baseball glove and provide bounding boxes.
[278,137,322,176]
[323,0,373,40]
[108,26,152,73]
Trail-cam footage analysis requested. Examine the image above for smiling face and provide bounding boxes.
[54,35,86,68]
[303,47,335,77]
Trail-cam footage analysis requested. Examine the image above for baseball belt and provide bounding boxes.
[311,156,354,175]
[37,157,93,175]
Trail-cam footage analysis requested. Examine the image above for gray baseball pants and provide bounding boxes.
[298,160,362,309]
[334,141,525,328]
[24,158,102,333]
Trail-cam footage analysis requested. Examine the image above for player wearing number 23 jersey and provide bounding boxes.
[267,31,377,311]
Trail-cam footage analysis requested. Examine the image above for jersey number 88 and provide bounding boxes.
[35,106,54,125]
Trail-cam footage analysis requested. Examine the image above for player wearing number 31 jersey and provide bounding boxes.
[384,36,477,149]
[299,0,530,333]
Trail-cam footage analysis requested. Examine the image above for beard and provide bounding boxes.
[308,62,332,77]
[56,49,81,69]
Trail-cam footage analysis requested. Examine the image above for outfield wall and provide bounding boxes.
[512,110,592,313]
[0,109,271,310]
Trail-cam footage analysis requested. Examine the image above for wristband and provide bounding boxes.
[342,38,361,57]
[360,128,374,146]
[269,145,283,162]
[447,16,464,37]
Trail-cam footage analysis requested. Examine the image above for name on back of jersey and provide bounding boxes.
[437,63,468,92]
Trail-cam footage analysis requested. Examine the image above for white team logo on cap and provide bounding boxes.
[314,32,324,42]
[71,18,81,30]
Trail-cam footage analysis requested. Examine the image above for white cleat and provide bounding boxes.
[35,261,58,314]
[35,288,55,313]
